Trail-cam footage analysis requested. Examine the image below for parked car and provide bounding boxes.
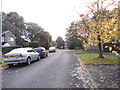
[34,47,48,58]
[49,47,56,52]
[2,48,40,65]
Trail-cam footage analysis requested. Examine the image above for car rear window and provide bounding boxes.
[27,50,35,52]
[34,49,42,52]
[10,48,32,53]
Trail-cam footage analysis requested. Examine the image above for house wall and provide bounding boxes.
[4,32,16,46]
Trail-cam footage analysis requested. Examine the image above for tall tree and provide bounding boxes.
[24,22,44,41]
[76,0,119,58]
[34,31,52,49]
[2,12,25,45]
[50,41,57,47]
[66,22,83,49]
[56,36,64,49]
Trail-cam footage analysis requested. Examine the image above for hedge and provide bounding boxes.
[29,42,39,48]
[2,46,22,55]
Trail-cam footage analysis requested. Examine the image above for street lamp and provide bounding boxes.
[0,0,2,89]
[0,0,2,61]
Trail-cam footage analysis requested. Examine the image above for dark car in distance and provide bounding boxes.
[34,47,48,58]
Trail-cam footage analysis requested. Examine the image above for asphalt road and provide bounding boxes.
[2,50,85,88]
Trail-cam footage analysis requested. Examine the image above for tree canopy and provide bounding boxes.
[66,0,120,57]
[56,36,65,49]
[2,11,52,48]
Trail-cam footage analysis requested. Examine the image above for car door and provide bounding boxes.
[27,50,36,61]
[33,50,39,60]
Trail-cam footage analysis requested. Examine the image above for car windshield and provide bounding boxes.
[35,48,46,51]
[49,47,55,49]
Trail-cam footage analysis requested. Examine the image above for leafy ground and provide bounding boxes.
[79,53,119,65]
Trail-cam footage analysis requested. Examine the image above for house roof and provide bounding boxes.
[2,30,16,38]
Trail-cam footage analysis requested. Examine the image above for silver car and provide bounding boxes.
[2,48,40,65]
[49,47,56,52]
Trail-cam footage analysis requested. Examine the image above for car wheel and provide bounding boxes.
[27,57,31,65]
[37,56,41,61]
[46,54,48,57]
[44,54,46,58]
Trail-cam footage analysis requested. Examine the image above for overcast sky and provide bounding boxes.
[2,0,95,40]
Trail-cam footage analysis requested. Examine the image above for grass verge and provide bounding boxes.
[79,53,119,65]
[0,58,8,67]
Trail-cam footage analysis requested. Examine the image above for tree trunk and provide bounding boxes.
[98,43,104,58]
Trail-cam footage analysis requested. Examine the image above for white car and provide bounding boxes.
[49,47,56,52]
[2,48,40,65]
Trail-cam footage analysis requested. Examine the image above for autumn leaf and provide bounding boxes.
[80,14,84,17]
[93,1,97,5]
[109,47,112,51]
[105,46,108,48]
[85,14,89,18]
[94,8,97,11]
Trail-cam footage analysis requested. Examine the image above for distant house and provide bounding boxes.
[2,30,16,47]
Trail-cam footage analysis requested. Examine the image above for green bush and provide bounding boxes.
[2,46,22,55]
[21,42,29,47]
[29,42,39,48]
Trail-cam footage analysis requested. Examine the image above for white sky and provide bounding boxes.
[2,0,95,40]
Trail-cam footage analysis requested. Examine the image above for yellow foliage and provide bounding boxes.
[93,2,97,5]
[109,47,112,51]
[112,51,117,54]
[106,39,110,43]
[94,8,97,11]
[111,19,117,23]
[109,31,113,34]
[116,53,119,56]
[105,46,108,48]
[113,28,117,31]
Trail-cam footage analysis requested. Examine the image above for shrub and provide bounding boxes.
[21,42,29,47]
[2,46,22,55]
[29,42,39,48]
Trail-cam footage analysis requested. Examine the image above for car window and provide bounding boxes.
[9,48,33,53]
[27,50,35,52]
[41,49,44,51]
[49,47,55,49]
[41,48,46,51]
[34,49,41,52]
[10,48,25,53]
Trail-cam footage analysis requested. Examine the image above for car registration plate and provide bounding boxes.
[9,56,16,58]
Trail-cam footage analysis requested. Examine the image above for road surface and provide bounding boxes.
[2,50,85,88]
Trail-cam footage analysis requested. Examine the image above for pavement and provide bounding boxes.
[75,51,120,89]
[103,52,120,59]
[85,64,120,88]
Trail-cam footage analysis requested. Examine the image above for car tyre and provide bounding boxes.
[27,57,31,65]
[44,54,46,58]
[46,54,48,57]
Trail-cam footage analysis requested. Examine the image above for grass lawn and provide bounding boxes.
[79,53,119,65]
[71,49,88,54]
